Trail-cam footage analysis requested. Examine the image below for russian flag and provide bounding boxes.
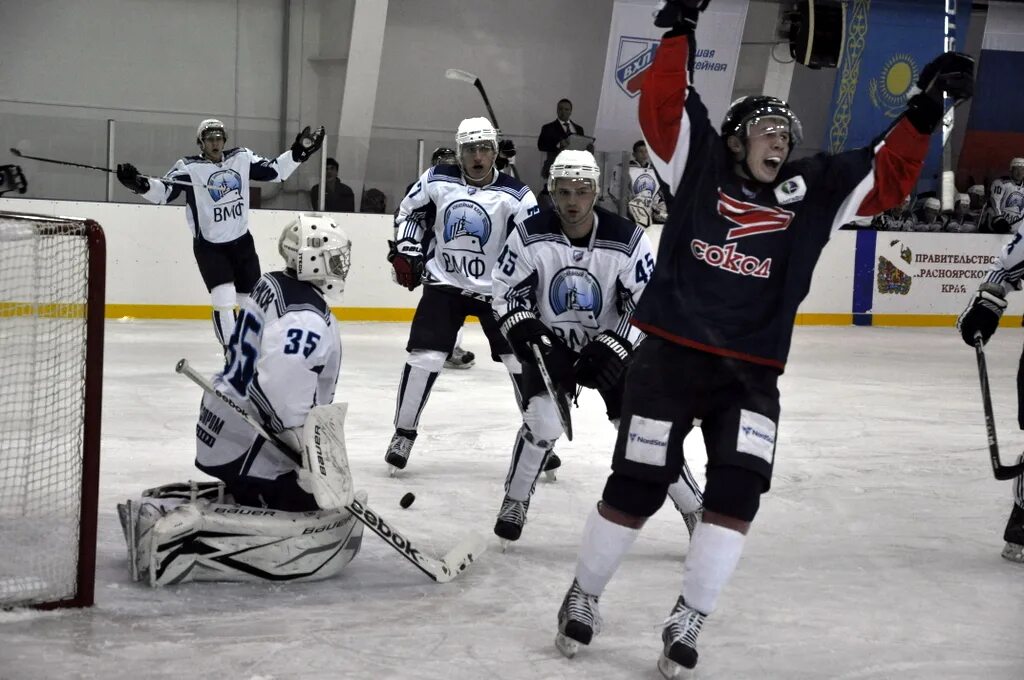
[958,2,1024,185]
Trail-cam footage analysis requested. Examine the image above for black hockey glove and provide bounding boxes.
[654,0,707,31]
[574,331,633,392]
[501,312,575,385]
[498,139,517,159]
[116,163,150,194]
[905,52,974,134]
[991,215,1014,234]
[387,239,424,290]
[291,125,326,163]
[957,282,1007,346]
[0,164,27,197]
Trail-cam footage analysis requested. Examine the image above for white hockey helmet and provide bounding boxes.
[455,117,498,155]
[546,150,601,194]
[1011,157,1024,169]
[956,193,970,206]
[923,197,941,212]
[968,184,985,197]
[196,118,227,146]
[278,213,352,297]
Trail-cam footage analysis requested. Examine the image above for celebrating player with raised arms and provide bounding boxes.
[117,214,361,586]
[116,119,325,351]
[383,118,538,474]
[554,1,974,676]
[491,150,703,546]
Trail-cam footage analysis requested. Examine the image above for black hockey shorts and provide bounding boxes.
[611,336,781,490]
[192,232,262,294]
[406,285,511,361]
[196,457,318,512]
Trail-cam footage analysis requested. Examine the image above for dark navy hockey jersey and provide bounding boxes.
[634,34,931,370]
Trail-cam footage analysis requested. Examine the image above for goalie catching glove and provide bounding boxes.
[957,282,1007,346]
[574,331,633,392]
[387,239,425,290]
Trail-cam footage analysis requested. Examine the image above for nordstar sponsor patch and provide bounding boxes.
[624,415,671,467]
[736,409,776,465]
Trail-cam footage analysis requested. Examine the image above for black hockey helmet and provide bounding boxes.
[431,146,457,165]
[721,96,803,148]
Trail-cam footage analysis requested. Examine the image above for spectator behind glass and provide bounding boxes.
[537,98,593,208]
[361,187,387,214]
[310,158,355,213]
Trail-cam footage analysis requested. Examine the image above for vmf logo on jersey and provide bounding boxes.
[632,173,658,197]
[208,169,242,202]
[442,199,492,255]
[615,36,660,98]
[549,267,603,330]
[868,53,919,119]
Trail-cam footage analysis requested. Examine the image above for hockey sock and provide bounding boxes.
[681,522,746,615]
[210,283,238,349]
[574,507,639,596]
[668,463,704,513]
[505,425,547,501]
[1013,454,1024,508]
[393,350,445,430]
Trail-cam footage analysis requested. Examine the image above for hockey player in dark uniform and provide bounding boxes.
[553,1,975,676]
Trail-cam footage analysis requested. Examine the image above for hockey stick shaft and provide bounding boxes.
[175,358,485,581]
[10,147,204,189]
[530,343,574,441]
[973,339,1024,480]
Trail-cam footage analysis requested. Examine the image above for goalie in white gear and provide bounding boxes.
[116,118,326,352]
[384,117,539,474]
[491,150,702,545]
[606,140,668,228]
[117,214,365,586]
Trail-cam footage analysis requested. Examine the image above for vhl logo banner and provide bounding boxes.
[615,36,660,98]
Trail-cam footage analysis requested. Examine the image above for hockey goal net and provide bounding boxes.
[0,211,104,608]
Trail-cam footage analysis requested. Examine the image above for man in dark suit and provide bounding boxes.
[537,99,592,208]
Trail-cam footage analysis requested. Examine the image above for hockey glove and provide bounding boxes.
[957,282,1007,346]
[501,312,575,385]
[654,0,707,31]
[291,125,326,163]
[0,164,27,197]
[387,239,424,290]
[498,139,517,159]
[905,52,974,134]
[574,331,633,392]
[991,215,1014,234]
[116,163,150,194]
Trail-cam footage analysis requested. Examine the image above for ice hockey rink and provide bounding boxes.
[1,320,1022,680]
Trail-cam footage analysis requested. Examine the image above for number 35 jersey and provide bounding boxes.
[395,164,538,299]
[492,207,654,354]
[199,271,341,479]
[141,147,301,243]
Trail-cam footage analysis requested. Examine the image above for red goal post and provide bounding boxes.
[0,211,105,608]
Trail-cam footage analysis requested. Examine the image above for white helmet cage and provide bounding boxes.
[546,150,601,195]
[278,213,352,296]
[196,118,227,146]
[455,117,499,156]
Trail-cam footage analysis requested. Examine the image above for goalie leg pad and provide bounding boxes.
[128,491,366,586]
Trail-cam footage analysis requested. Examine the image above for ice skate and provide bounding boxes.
[494,495,530,550]
[385,428,417,476]
[444,346,475,370]
[1002,503,1024,563]
[543,451,561,482]
[555,578,602,658]
[657,596,707,678]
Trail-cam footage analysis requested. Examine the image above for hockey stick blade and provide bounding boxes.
[973,340,1024,481]
[530,343,573,441]
[444,68,478,85]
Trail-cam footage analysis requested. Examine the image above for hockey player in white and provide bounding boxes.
[607,140,668,228]
[491,150,703,545]
[117,213,364,586]
[957,231,1024,563]
[982,157,1024,234]
[116,118,325,351]
[384,117,539,473]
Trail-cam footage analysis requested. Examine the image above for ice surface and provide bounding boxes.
[1,320,1022,679]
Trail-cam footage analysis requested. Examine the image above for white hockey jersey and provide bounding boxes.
[395,164,538,298]
[607,160,666,217]
[982,229,1024,294]
[197,271,341,480]
[142,147,301,243]
[492,207,653,353]
[987,176,1024,229]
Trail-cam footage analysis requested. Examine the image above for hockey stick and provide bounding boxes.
[940,0,958,212]
[530,343,574,441]
[10,148,207,190]
[444,68,521,180]
[973,338,1024,481]
[175,359,486,582]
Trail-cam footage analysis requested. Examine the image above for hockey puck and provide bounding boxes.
[400,492,415,509]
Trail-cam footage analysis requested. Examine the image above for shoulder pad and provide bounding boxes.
[593,207,643,249]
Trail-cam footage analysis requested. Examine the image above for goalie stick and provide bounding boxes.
[175,359,486,582]
[972,339,1024,481]
[530,343,574,441]
[9,148,211,190]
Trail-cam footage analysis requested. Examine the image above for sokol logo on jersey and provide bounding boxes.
[691,239,772,279]
[717,190,794,240]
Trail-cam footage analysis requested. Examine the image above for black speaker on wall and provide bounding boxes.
[787,0,846,69]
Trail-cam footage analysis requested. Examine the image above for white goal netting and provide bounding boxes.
[0,213,104,608]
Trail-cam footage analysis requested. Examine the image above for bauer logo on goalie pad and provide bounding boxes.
[624,415,671,467]
[736,409,776,465]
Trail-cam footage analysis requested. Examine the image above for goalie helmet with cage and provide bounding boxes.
[278,213,352,297]
[721,96,803,148]
[455,117,499,155]
[196,118,227,146]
